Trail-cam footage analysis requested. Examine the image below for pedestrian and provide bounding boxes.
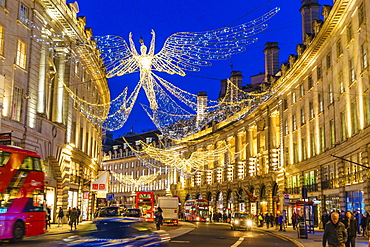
[291,213,297,230]
[274,214,279,230]
[57,207,64,227]
[265,213,270,229]
[258,213,264,227]
[69,207,78,231]
[360,213,367,236]
[278,214,284,231]
[155,207,163,230]
[76,207,81,224]
[322,211,330,229]
[46,206,51,229]
[341,211,357,247]
[67,207,72,223]
[323,212,347,247]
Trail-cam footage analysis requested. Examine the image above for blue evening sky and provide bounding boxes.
[73,0,333,137]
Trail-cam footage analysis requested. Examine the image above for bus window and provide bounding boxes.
[0,151,11,167]
[33,158,43,171]
[20,157,33,170]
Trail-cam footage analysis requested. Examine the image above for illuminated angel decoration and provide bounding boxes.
[90,7,280,134]
[111,172,157,188]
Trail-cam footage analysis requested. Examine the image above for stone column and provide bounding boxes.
[52,48,68,123]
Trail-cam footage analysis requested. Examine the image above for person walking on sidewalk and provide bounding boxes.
[341,211,357,247]
[57,207,64,227]
[291,213,297,230]
[69,207,78,231]
[323,212,347,247]
[155,207,163,230]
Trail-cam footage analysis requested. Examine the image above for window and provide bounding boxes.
[0,25,3,56]
[351,102,358,134]
[16,39,27,69]
[310,132,316,157]
[299,84,305,97]
[12,86,23,121]
[326,53,331,69]
[340,112,347,141]
[301,138,307,160]
[284,120,289,135]
[292,115,297,131]
[339,71,344,94]
[75,61,79,75]
[328,84,333,104]
[308,75,313,89]
[349,58,355,83]
[358,4,365,27]
[0,0,5,8]
[293,143,298,164]
[365,91,370,126]
[337,39,343,57]
[317,64,322,80]
[361,43,368,69]
[330,119,335,147]
[320,127,325,153]
[301,108,305,125]
[309,101,314,119]
[318,93,323,112]
[19,4,28,25]
[347,22,353,42]
[292,92,296,104]
[283,98,288,110]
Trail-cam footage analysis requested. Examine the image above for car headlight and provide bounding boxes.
[247,220,253,226]
[196,217,200,221]
[234,220,239,224]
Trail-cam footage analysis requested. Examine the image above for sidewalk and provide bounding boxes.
[259,225,369,247]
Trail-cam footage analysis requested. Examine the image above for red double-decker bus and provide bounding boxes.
[136,191,155,221]
[184,199,210,222]
[0,145,46,242]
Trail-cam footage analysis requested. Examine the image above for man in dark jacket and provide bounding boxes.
[323,212,347,247]
[341,211,357,247]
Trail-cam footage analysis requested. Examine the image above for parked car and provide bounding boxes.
[94,206,125,218]
[52,217,170,246]
[230,213,253,231]
[124,208,142,217]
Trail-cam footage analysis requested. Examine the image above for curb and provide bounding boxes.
[257,229,305,247]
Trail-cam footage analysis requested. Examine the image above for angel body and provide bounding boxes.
[92,7,280,124]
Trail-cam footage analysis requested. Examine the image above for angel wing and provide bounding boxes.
[153,7,280,76]
[91,35,139,78]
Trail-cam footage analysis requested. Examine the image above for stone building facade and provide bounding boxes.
[0,0,109,221]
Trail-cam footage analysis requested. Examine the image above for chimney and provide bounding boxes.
[300,0,321,41]
[264,42,280,82]
[196,91,208,128]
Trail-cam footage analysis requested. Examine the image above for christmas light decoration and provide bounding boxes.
[89,7,280,133]
[111,172,158,188]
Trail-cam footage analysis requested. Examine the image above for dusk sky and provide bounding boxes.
[73,0,333,137]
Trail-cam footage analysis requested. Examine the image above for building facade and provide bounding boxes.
[0,0,109,221]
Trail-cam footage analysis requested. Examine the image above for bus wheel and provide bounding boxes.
[11,221,24,243]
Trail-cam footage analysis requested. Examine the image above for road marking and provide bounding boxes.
[230,237,244,247]
[171,240,190,243]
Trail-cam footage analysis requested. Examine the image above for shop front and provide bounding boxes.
[346,190,365,214]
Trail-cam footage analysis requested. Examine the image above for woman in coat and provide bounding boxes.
[341,211,357,247]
